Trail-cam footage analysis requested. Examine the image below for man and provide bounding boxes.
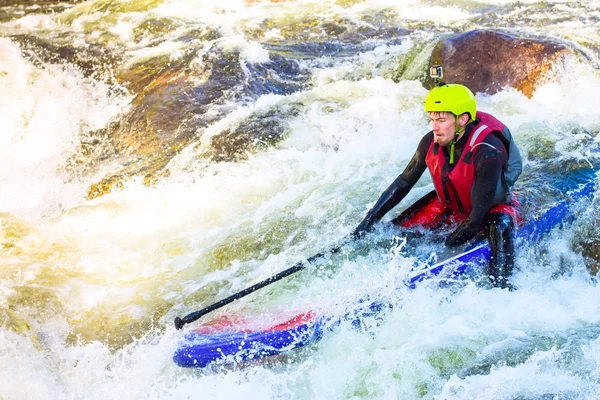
[353,83,523,289]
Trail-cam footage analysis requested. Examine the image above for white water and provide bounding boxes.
[1,0,600,399]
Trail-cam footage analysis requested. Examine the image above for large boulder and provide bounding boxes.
[80,42,307,198]
[427,29,571,97]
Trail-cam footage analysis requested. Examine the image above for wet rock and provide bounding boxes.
[132,17,187,44]
[251,9,408,56]
[57,0,160,25]
[573,225,600,277]
[0,0,83,23]
[110,46,305,154]
[208,104,301,163]
[9,34,119,79]
[118,26,221,93]
[426,29,570,97]
[579,246,600,276]
[265,41,353,59]
[84,45,308,198]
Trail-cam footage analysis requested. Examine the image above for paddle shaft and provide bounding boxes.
[174,245,342,330]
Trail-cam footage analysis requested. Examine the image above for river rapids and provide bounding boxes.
[1,0,600,399]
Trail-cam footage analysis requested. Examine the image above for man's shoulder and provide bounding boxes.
[473,132,508,164]
[482,131,506,149]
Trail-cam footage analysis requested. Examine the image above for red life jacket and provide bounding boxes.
[425,112,507,214]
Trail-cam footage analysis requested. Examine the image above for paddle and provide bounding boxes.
[172,218,452,330]
[174,242,347,330]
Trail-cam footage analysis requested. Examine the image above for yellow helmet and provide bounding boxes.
[424,84,476,122]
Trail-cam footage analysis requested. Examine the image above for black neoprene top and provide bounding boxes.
[360,119,509,246]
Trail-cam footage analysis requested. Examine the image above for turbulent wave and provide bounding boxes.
[1,0,600,399]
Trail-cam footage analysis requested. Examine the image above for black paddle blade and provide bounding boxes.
[174,317,184,330]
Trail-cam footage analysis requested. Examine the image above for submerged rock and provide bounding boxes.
[208,103,302,163]
[9,34,119,79]
[573,222,600,277]
[426,29,571,97]
[84,45,308,198]
[0,0,82,23]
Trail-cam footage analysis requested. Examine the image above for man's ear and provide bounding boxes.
[459,113,470,126]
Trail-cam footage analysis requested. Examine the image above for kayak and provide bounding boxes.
[173,168,597,368]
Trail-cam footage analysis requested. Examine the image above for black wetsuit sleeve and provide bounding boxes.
[353,133,432,237]
[446,134,508,247]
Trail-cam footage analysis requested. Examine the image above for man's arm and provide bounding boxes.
[353,135,430,237]
[445,136,507,247]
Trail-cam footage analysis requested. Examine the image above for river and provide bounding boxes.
[1,0,600,399]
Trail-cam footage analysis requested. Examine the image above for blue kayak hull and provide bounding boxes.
[174,317,330,368]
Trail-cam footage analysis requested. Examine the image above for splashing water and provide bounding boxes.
[1,0,600,399]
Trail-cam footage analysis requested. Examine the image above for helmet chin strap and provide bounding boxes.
[449,117,467,165]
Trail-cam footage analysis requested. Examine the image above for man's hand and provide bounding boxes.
[445,221,480,247]
[352,215,375,239]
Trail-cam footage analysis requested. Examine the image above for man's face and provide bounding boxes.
[429,112,457,147]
